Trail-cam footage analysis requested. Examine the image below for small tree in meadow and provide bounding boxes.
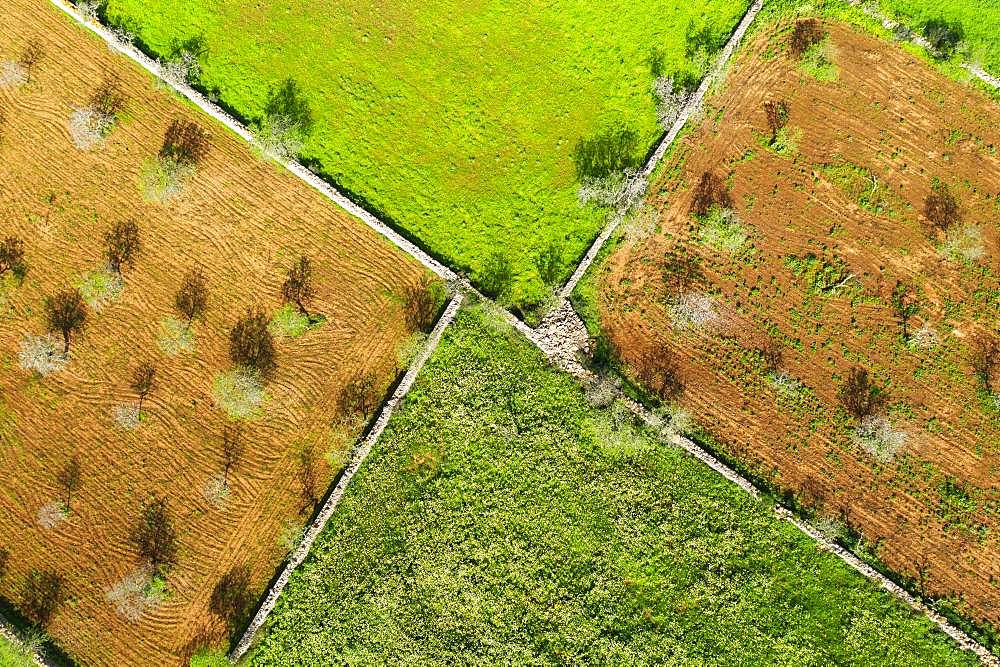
[104,220,141,274]
[0,236,26,280]
[924,180,959,234]
[57,456,82,511]
[131,362,157,413]
[280,256,315,317]
[230,307,277,378]
[175,267,208,329]
[45,288,87,354]
[131,496,177,573]
[890,280,920,340]
[838,366,887,420]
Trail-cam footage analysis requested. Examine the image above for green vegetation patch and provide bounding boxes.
[104,0,751,315]
[800,39,839,81]
[249,306,976,665]
[822,162,909,217]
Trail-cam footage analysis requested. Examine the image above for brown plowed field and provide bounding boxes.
[598,22,1000,631]
[0,1,433,664]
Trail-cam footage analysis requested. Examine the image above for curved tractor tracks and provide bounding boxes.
[6,0,996,664]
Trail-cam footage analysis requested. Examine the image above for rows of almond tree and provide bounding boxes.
[0,40,441,650]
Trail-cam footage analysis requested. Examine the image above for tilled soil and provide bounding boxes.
[0,1,430,664]
[599,21,1000,631]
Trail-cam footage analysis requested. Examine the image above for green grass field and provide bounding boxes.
[0,635,34,667]
[246,305,977,665]
[102,0,750,317]
[870,0,1000,74]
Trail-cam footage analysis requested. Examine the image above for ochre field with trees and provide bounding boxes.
[595,19,1000,637]
[0,0,440,663]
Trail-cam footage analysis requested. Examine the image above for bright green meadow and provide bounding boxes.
[103,0,750,316]
[247,305,976,665]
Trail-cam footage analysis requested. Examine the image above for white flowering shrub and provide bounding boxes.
[669,291,719,331]
[578,168,648,212]
[110,27,135,47]
[113,403,141,430]
[158,50,200,87]
[75,0,101,23]
[651,76,691,131]
[68,107,116,150]
[255,114,306,161]
[157,316,195,356]
[853,414,907,460]
[621,204,658,245]
[584,374,621,408]
[77,267,123,311]
[203,474,230,508]
[697,207,751,255]
[139,156,196,203]
[769,370,804,397]
[37,501,68,529]
[939,223,985,263]
[213,367,267,420]
[908,323,940,350]
[106,566,165,622]
[0,61,28,88]
[18,334,67,376]
[279,520,306,557]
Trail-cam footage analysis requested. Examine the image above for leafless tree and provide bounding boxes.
[790,19,825,57]
[57,456,82,511]
[160,119,209,166]
[90,76,127,118]
[19,40,44,82]
[763,100,789,143]
[340,370,379,420]
[661,247,703,297]
[280,255,315,317]
[297,441,319,512]
[754,334,783,373]
[403,274,440,333]
[221,424,245,485]
[131,362,156,413]
[45,288,87,353]
[0,236,26,279]
[131,496,177,573]
[104,220,141,274]
[924,180,959,233]
[21,569,64,626]
[838,366,887,420]
[175,267,208,329]
[229,307,277,378]
[971,333,1000,392]
[689,171,731,217]
[890,280,920,340]
[209,564,253,632]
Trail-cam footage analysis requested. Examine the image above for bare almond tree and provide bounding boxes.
[280,255,315,317]
[104,220,141,274]
[221,424,245,485]
[45,288,87,353]
[57,456,82,511]
[175,267,208,329]
[131,362,157,413]
[0,236,26,279]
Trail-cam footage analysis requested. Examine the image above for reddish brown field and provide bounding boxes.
[0,1,434,664]
[597,21,1000,631]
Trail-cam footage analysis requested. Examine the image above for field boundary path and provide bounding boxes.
[843,0,1000,90]
[230,294,464,661]
[34,1,1000,665]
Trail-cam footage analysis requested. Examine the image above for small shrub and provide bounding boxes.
[68,107,116,150]
[157,316,195,355]
[853,414,907,460]
[203,474,230,508]
[939,224,984,263]
[799,40,838,81]
[697,207,751,255]
[77,267,123,311]
[838,366,887,420]
[254,79,313,160]
[131,496,178,572]
[213,367,267,420]
[18,334,67,376]
[278,519,305,557]
[689,171,731,217]
[395,331,428,370]
[113,403,141,430]
[924,180,959,233]
[909,323,940,350]
[922,19,964,58]
[669,291,719,331]
[104,220,141,274]
[584,374,621,408]
[21,569,64,626]
[479,252,514,301]
[268,303,313,338]
[769,370,804,397]
[790,19,825,58]
[45,288,87,353]
[106,566,166,622]
[36,501,68,529]
[74,0,101,23]
[230,307,277,378]
[280,255,315,316]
